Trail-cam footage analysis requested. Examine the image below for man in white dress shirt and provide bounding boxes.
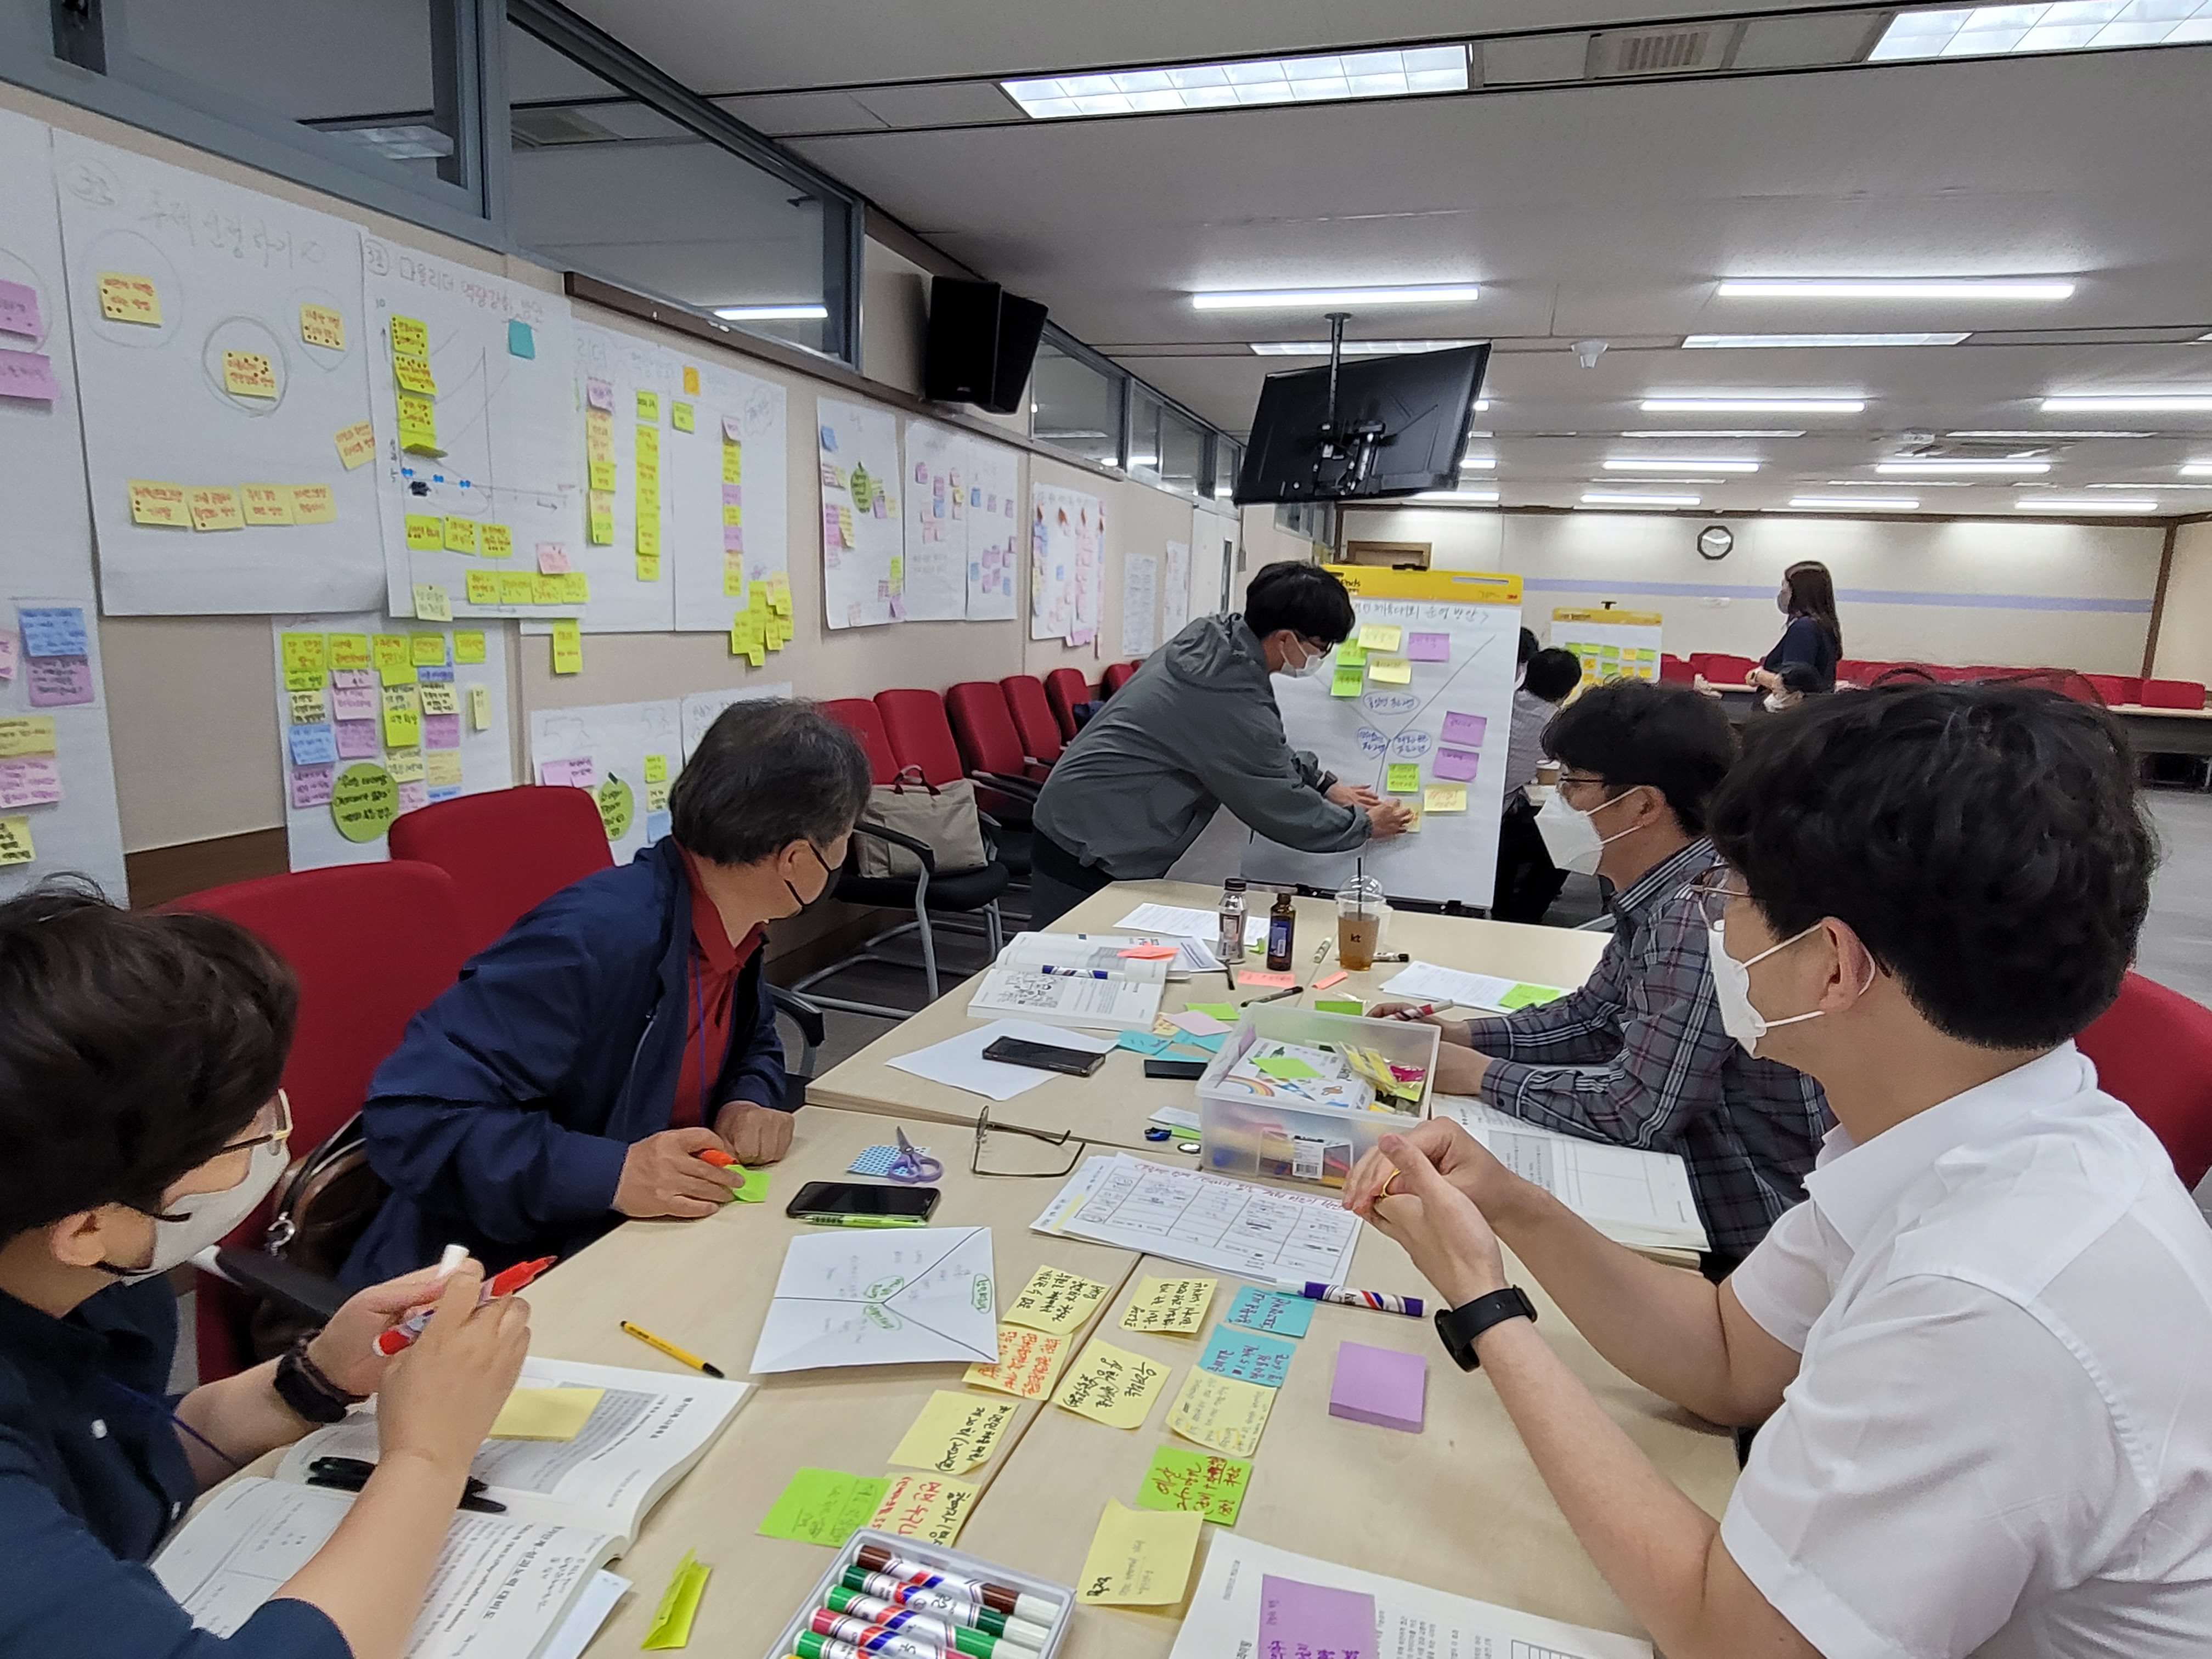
[1346,679,2212,1657]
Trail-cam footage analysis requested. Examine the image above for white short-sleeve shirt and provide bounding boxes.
[1723,1042,2212,1659]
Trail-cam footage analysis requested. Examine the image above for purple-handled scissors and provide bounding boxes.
[885,1126,945,1183]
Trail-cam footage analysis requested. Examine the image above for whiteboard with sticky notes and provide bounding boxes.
[1245,567,1522,907]
[528,696,682,866]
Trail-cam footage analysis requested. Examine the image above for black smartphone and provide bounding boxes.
[1143,1058,1209,1080]
[785,1181,941,1220]
[981,1036,1108,1076]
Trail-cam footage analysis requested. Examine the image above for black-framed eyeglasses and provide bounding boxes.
[971,1105,1091,1180]
[222,1090,293,1155]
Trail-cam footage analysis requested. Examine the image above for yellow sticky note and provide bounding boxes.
[386,750,426,785]
[1358,622,1402,651]
[1007,1266,1109,1335]
[0,717,56,758]
[392,354,437,396]
[287,688,328,725]
[1369,657,1413,685]
[722,443,742,484]
[186,486,245,532]
[412,584,452,623]
[767,572,791,614]
[1054,1339,1172,1430]
[636,390,661,424]
[465,571,498,605]
[533,573,562,605]
[642,753,669,785]
[328,634,370,672]
[478,523,512,558]
[404,514,442,552]
[279,633,328,677]
[97,271,161,325]
[551,619,582,675]
[239,484,295,526]
[299,303,345,349]
[454,631,486,665]
[870,1473,980,1549]
[489,1385,605,1441]
[672,400,696,433]
[723,552,746,600]
[381,686,422,748]
[964,1325,1070,1399]
[645,780,671,812]
[588,458,617,492]
[442,516,478,554]
[467,682,492,730]
[1121,1277,1216,1335]
[636,458,661,501]
[1385,763,1421,793]
[636,514,661,558]
[1423,785,1468,814]
[682,365,701,395]
[426,748,464,789]
[558,573,590,605]
[640,1549,710,1652]
[1076,1502,1203,1606]
[333,420,377,469]
[389,315,428,357]
[587,492,613,545]
[1166,1368,1275,1457]
[636,426,660,466]
[498,572,537,605]
[373,634,411,672]
[286,484,336,524]
[0,816,33,867]
[888,1391,1018,1475]
[283,668,323,692]
[410,632,448,667]
[416,682,458,716]
[222,350,277,399]
[127,480,189,527]
[398,393,441,455]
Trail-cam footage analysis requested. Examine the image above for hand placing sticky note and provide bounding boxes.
[641,1550,710,1651]
[1007,1265,1109,1335]
[1385,763,1421,793]
[1077,1501,1203,1606]
[1356,622,1401,651]
[888,1390,1017,1475]
[726,1164,770,1203]
[1137,1444,1252,1526]
[1167,1367,1274,1455]
[489,1385,605,1440]
[758,1468,889,1546]
[1121,1276,1216,1335]
[1053,1339,1171,1429]
[1199,1324,1297,1387]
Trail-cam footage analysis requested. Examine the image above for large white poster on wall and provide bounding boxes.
[1161,538,1192,642]
[1031,483,1104,647]
[818,398,902,629]
[902,420,970,622]
[1120,552,1159,658]
[671,356,789,634]
[679,682,795,763]
[1549,607,1663,683]
[529,698,682,867]
[0,111,127,902]
[362,235,582,624]
[269,613,515,872]
[53,131,387,616]
[563,321,676,633]
[966,438,1021,622]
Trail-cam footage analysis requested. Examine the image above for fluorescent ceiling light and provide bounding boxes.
[1641,397,1864,413]
[1715,278,2073,300]
[1581,490,1700,507]
[1877,459,2050,474]
[2016,497,2158,512]
[334,123,455,160]
[2182,462,2212,476]
[1622,428,1807,438]
[1250,338,1479,356]
[1410,488,1499,503]
[1458,455,1497,469]
[1684,332,1970,348]
[714,302,829,321]
[1473,399,1491,412]
[1604,456,1760,472]
[1194,283,1480,311]
[1827,478,1971,487]
[1003,44,1469,119]
[1949,429,2154,439]
[1788,495,1920,510]
[1871,3,2212,64]
[2042,394,2212,412]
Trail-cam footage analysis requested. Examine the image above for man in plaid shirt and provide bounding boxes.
[1384,682,1830,1271]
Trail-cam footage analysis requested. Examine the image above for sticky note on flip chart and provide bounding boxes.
[1357,622,1401,651]
[97,272,161,325]
[1077,1502,1203,1606]
[187,487,245,532]
[1423,785,1467,814]
[389,315,429,357]
[489,1386,605,1440]
[1441,710,1487,747]
[1330,665,1363,698]
[128,481,189,527]
[1432,746,1480,782]
[299,303,345,349]
[1406,631,1451,661]
[1385,763,1421,793]
[0,816,35,866]
[222,351,276,398]
[1369,656,1413,685]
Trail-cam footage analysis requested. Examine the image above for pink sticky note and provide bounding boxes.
[1440,710,1487,747]
[0,279,40,338]
[0,348,58,403]
[1118,944,1179,960]
[538,757,595,789]
[422,713,461,749]
[536,543,571,574]
[1261,1577,1376,1659]
[1234,970,1296,990]
[723,414,743,442]
[330,685,377,721]
[1314,970,1347,990]
[331,668,373,690]
[723,523,743,553]
[287,763,334,809]
[25,656,92,708]
[0,634,15,681]
[585,378,613,412]
[1169,1009,1231,1037]
[1330,1341,1426,1432]
[1405,631,1451,662]
[1432,746,1480,783]
[335,720,381,759]
[0,758,64,808]
[397,779,430,812]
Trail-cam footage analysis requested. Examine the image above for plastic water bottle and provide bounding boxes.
[1216,878,1247,965]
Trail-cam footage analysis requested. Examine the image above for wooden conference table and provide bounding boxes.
[808,878,1611,1152]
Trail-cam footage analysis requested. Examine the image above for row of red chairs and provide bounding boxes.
[1657,651,2207,709]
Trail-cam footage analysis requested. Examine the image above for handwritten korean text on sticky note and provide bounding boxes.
[887,1390,1016,1475]
[1122,1276,1216,1335]
[1076,1502,1203,1606]
[870,1473,980,1549]
[1136,1444,1252,1526]
[964,1325,1069,1398]
[1054,1339,1171,1430]
[1167,1367,1274,1456]
[1007,1265,1109,1335]
[757,1468,889,1547]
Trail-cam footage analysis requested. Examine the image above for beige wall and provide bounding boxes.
[2152,521,2212,685]
[1340,507,2164,673]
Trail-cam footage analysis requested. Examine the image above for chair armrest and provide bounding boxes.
[198,1246,349,1325]
[767,985,826,1049]
[852,819,936,874]
[970,769,1042,804]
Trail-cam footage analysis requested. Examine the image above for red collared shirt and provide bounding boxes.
[670,847,764,1130]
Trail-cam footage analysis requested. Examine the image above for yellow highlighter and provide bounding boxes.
[620,1319,726,1379]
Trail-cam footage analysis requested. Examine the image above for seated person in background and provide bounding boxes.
[345,698,871,1283]
[1378,680,1829,1272]
[0,885,527,1659]
[1347,680,2211,1658]
[1029,561,1410,927]
[1489,644,1583,924]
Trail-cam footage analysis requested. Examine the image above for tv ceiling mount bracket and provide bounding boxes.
[1313,312,1390,496]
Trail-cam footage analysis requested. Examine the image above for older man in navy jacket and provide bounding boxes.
[343,699,872,1283]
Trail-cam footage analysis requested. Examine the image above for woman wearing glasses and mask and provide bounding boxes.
[343,698,872,1286]
[0,884,528,1658]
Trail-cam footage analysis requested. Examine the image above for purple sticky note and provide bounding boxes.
[0,348,57,403]
[26,656,92,708]
[585,378,613,413]
[723,483,742,508]
[330,685,377,721]
[0,634,14,681]
[1261,1576,1376,1659]
[288,763,334,809]
[0,279,40,338]
[1440,710,1487,748]
[0,758,64,809]
[335,719,381,760]
[538,757,595,789]
[331,668,373,690]
[1432,746,1480,783]
[397,779,430,813]
[1329,1341,1426,1432]
[723,523,743,553]
[421,713,460,749]
[1405,631,1451,662]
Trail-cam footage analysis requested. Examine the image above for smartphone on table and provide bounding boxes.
[785,1181,941,1222]
[981,1036,1109,1076]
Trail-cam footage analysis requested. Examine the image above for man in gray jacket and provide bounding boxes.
[1030,562,1412,926]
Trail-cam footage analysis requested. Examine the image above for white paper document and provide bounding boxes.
[750,1225,1000,1374]
[888,1018,1116,1102]
[1171,1535,1652,1659]
[1032,1154,1362,1283]
[539,1570,629,1659]
[1379,960,1521,1012]
[1434,1097,1709,1253]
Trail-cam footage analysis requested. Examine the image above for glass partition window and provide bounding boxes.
[1211,436,1244,501]
[1159,405,1206,497]
[1032,340,1125,467]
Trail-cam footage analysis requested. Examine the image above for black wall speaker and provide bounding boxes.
[924,276,1048,416]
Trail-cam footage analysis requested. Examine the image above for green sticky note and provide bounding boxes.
[1315,997,1364,1015]
[1385,763,1421,793]
[727,1165,770,1204]
[641,1550,710,1649]
[1186,1002,1238,1020]
[1330,665,1364,698]
[1499,982,1568,1010]
[1254,1056,1321,1080]
[758,1468,889,1546]
[1136,1444,1252,1526]
[1334,640,1366,668]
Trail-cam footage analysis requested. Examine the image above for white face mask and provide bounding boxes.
[105,1138,289,1283]
[1534,788,1642,877]
[1763,690,1788,714]
[1277,638,1325,679]
[1707,918,1829,1056]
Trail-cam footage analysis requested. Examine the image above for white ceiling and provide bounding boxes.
[562,1,2212,517]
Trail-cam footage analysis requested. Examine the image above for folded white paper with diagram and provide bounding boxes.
[749,1224,1000,1374]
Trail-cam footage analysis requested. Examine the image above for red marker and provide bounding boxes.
[1387,1002,1439,1021]
[373,1255,555,1356]
[697,1148,738,1169]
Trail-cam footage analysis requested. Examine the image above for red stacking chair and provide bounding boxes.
[165,863,473,1383]
[1101,661,1140,695]
[823,697,899,780]
[1694,652,1758,685]
[879,686,1034,874]
[1659,654,1696,684]
[1043,668,1093,739]
[2141,678,2207,710]
[1000,675,1065,768]
[2077,972,2212,1189]
[945,681,1049,793]
[389,785,611,955]
[2084,674,2143,707]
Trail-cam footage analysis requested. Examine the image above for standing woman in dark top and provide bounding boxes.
[1748,560,1842,695]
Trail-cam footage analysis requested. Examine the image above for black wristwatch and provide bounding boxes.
[1434,1286,1538,1372]
[273,1334,365,1425]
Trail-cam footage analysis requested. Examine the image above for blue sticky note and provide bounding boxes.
[1224,1286,1314,1339]
[287,723,337,766]
[17,606,87,659]
[819,425,838,452]
[417,664,454,683]
[645,810,672,842]
[1117,1030,1170,1054]
[1199,1324,1297,1388]
[1179,1031,1227,1053]
[507,319,535,358]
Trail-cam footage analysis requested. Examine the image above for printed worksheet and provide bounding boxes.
[1434,1098,1707,1253]
[1032,1154,1361,1283]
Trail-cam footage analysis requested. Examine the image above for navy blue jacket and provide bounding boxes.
[343,838,788,1284]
